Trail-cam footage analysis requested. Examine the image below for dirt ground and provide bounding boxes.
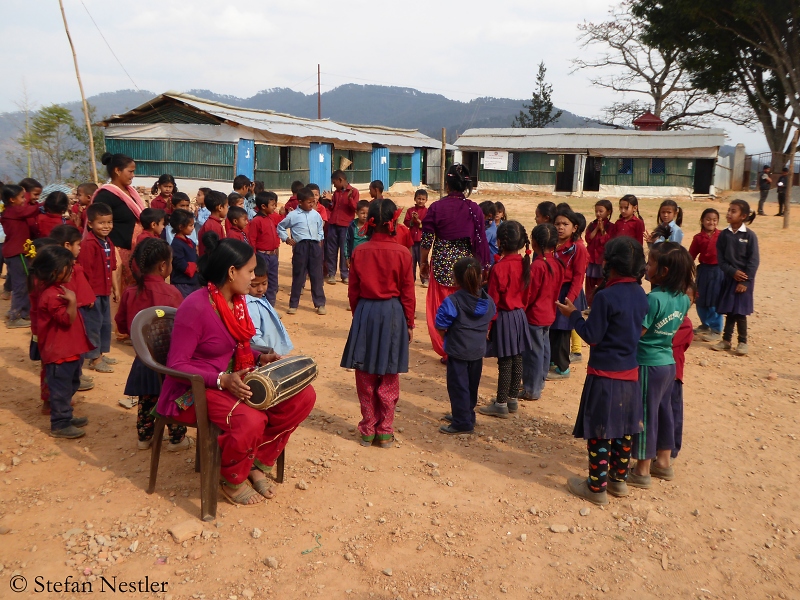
[0,190,798,600]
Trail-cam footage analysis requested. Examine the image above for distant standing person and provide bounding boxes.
[326,171,359,284]
[757,165,772,216]
[776,167,789,217]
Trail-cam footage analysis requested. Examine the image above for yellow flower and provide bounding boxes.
[24,239,36,259]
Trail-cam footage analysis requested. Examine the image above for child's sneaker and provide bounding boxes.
[138,439,152,450]
[326,277,337,285]
[710,340,732,352]
[694,324,710,334]
[567,476,608,506]
[316,305,327,315]
[341,277,349,284]
[649,463,674,481]
[421,280,429,288]
[478,401,510,419]
[7,318,31,329]
[606,480,629,497]
[50,425,85,439]
[569,352,583,363]
[78,376,95,392]
[286,307,297,315]
[546,367,570,380]
[101,355,118,365]
[87,359,114,373]
[167,437,190,452]
[507,398,518,413]
[735,343,748,356]
[627,471,652,489]
[702,331,722,342]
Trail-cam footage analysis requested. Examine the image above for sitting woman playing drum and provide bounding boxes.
[156,236,316,506]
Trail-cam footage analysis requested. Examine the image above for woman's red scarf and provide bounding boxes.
[208,282,256,372]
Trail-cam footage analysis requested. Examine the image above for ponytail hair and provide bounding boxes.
[365,198,399,238]
[531,223,558,274]
[658,199,682,226]
[453,257,482,296]
[594,199,613,217]
[730,199,756,225]
[597,237,646,292]
[535,201,557,224]
[445,164,472,196]
[200,236,254,287]
[101,152,134,180]
[621,194,644,226]
[151,173,178,195]
[131,238,172,293]
[496,220,532,288]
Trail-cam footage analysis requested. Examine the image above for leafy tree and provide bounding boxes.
[22,104,77,183]
[66,103,105,184]
[513,62,563,128]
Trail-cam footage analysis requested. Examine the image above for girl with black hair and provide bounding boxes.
[711,199,759,356]
[548,209,589,379]
[436,257,496,434]
[555,237,650,505]
[156,236,316,505]
[341,199,415,448]
[535,201,557,225]
[648,199,684,245]
[420,164,492,361]
[1,184,40,327]
[28,237,61,413]
[19,178,43,203]
[613,195,645,245]
[629,241,694,489]
[689,208,723,339]
[195,187,213,230]
[37,191,70,237]
[494,201,507,226]
[479,221,534,419]
[32,245,93,439]
[521,223,563,401]
[169,209,201,298]
[149,174,177,211]
[585,199,615,306]
[115,238,188,451]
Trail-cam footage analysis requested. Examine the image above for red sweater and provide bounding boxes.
[37,213,69,238]
[268,213,284,227]
[672,316,694,382]
[525,254,564,326]
[403,206,428,243]
[348,233,415,328]
[395,223,413,249]
[586,219,616,265]
[329,186,360,227]
[688,230,720,265]
[613,216,645,246]
[555,240,589,302]
[198,215,226,256]
[149,195,169,211]
[316,204,329,222]
[1,203,39,257]
[66,263,96,308]
[37,285,93,364]
[488,253,527,311]
[115,275,184,335]
[78,232,117,296]
[284,196,298,213]
[71,204,88,229]
[135,230,158,247]
[227,225,249,244]
[248,214,280,252]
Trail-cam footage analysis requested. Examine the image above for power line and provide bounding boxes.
[78,0,141,92]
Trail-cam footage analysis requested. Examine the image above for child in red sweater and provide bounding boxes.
[249,192,281,307]
[613,194,645,245]
[226,207,250,244]
[197,190,228,256]
[32,246,93,438]
[149,174,176,211]
[1,184,40,327]
[71,183,97,230]
[585,199,615,306]
[403,189,429,286]
[135,208,166,247]
[37,191,71,238]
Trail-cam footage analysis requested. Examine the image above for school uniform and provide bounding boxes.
[71,204,88,230]
[66,263,97,366]
[341,233,415,442]
[394,223,413,249]
[247,294,294,355]
[77,232,116,360]
[651,220,683,245]
[277,207,326,309]
[170,235,200,298]
[568,278,649,492]
[486,254,533,405]
[436,289,496,432]
[195,206,210,229]
[485,221,498,264]
[197,215,226,256]
[36,212,69,238]
[550,240,589,372]
[689,229,723,333]
[135,230,158,247]
[716,224,759,343]
[403,206,428,282]
[227,224,250,245]
[249,214,281,307]
[284,195,298,213]
[521,254,563,400]
[165,223,198,246]
[613,216,645,246]
[149,194,169,211]
[670,316,693,458]
[1,202,39,320]
[326,185,360,281]
[633,286,690,461]
[38,284,93,432]
[585,219,615,305]
[344,219,368,261]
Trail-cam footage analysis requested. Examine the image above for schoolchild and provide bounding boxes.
[71,183,97,230]
[613,194,645,245]
[436,257,496,434]
[277,188,326,315]
[710,199,759,356]
[306,184,329,222]
[776,167,789,216]
[169,209,200,298]
[689,208,723,339]
[164,194,197,245]
[149,174,177,211]
[480,201,499,263]
[115,238,188,451]
[520,223,562,401]
[226,207,250,244]
[247,253,293,355]
[629,242,694,488]
[555,236,650,505]
[27,237,60,413]
[194,187,212,230]
[32,246,92,438]
[1,184,40,327]
[479,221,534,418]
[248,191,282,307]
[670,284,695,462]
[341,199,415,447]
[494,201,506,226]
[136,208,166,246]
[19,177,43,203]
[37,191,70,238]
[403,189,429,285]
[648,199,684,245]
[585,199,615,306]
[232,175,255,219]
[326,170,360,284]
[535,201,557,225]
[368,179,384,201]
[345,200,371,269]
[197,190,228,256]
[283,180,306,214]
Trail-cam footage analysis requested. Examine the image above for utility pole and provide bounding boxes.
[440,128,446,199]
[59,0,98,184]
[783,129,799,229]
[317,64,322,120]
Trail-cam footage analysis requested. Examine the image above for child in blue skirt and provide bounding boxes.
[711,199,759,356]
[629,242,694,489]
[688,208,723,339]
[556,237,649,505]
[341,199,415,448]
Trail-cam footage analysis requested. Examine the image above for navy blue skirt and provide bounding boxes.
[341,298,409,375]
[486,308,533,358]
[552,283,587,330]
[696,263,723,308]
[716,276,754,316]
[572,374,643,440]
[124,357,163,397]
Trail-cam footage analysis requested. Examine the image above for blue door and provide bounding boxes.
[411,148,422,186]
[309,143,332,189]
[371,147,389,189]
[236,139,255,181]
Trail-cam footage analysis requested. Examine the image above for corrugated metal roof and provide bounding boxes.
[101,92,445,150]
[454,128,727,154]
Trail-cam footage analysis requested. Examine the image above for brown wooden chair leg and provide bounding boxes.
[198,423,221,522]
[147,416,166,494]
[276,449,285,484]
[194,439,201,473]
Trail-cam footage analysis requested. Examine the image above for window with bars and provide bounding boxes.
[509,153,520,172]
[618,158,633,175]
[650,158,666,174]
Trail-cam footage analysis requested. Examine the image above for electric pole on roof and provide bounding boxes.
[317,64,322,120]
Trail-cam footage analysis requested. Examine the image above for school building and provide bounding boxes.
[100,92,449,193]
[452,128,728,197]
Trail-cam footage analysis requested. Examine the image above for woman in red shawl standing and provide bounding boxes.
[419,164,492,360]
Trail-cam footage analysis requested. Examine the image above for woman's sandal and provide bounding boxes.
[219,481,264,506]
[249,471,276,499]
[378,435,394,449]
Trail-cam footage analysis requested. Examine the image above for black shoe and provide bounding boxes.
[50,425,86,439]
[507,399,519,413]
[71,416,89,427]
[441,413,453,422]
[439,424,473,435]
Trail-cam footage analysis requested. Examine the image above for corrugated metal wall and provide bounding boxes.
[411,149,422,186]
[254,144,310,189]
[105,138,235,181]
[479,152,557,186]
[371,148,389,189]
[600,157,695,187]
[332,149,372,184]
[389,153,412,186]
[309,143,332,190]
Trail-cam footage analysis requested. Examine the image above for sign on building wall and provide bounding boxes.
[483,150,509,171]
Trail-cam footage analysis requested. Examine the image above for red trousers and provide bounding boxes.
[355,370,399,440]
[426,278,457,358]
[177,385,316,485]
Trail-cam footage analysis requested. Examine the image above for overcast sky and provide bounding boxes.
[2,0,766,151]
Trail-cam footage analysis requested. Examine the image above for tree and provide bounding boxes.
[66,103,105,184]
[632,0,800,164]
[23,104,77,183]
[572,1,751,130]
[513,62,563,128]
